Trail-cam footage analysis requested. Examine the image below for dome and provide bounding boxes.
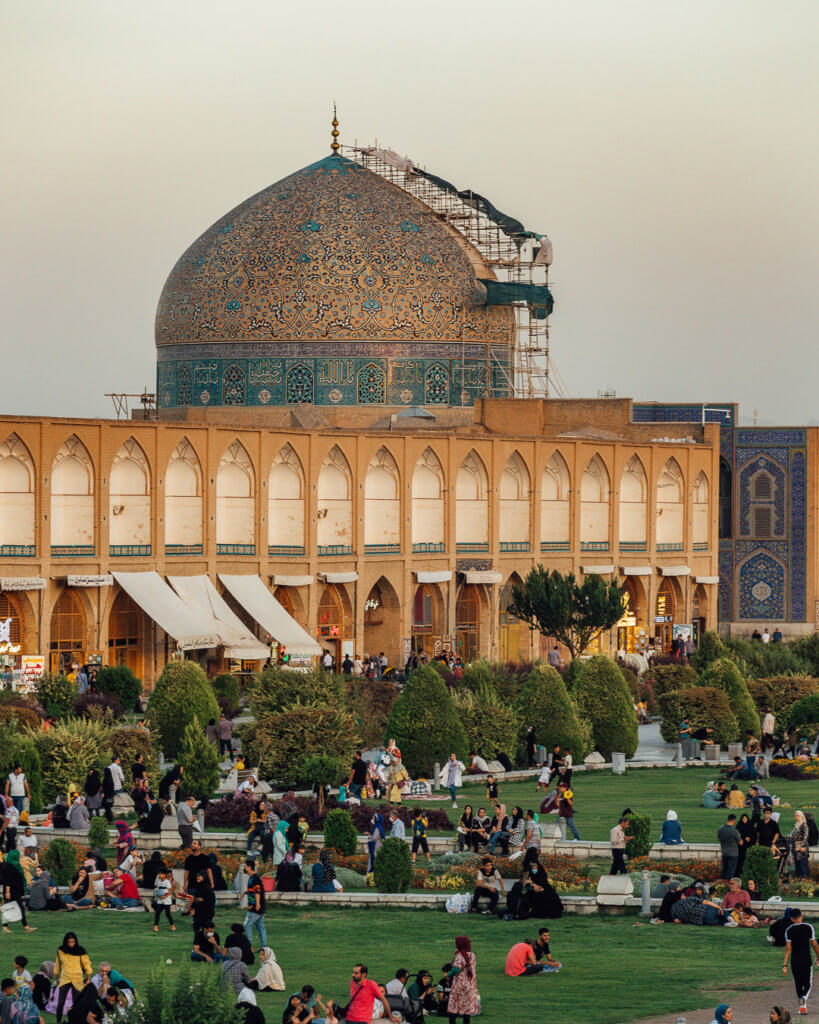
[155,154,515,412]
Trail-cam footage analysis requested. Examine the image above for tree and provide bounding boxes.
[94,665,142,711]
[373,837,413,893]
[700,657,760,739]
[36,672,78,718]
[299,753,340,814]
[691,630,726,673]
[177,716,220,798]
[572,655,638,759]
[452,685,520,763]
[384,665,468,776]
[145,661,220,759]
[658,686,739,747]
[508,566,625,659]
[513,664,587,762]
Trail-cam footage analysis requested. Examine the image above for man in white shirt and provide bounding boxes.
[388,810,405,839]
[322,650,333,671]
[762,708,776,752]
[385,970,409,997]
[762,628,771,644]
[5,765,30,813]
[19,826,38,855]
[1,797,20,853]
[108,756,125,793]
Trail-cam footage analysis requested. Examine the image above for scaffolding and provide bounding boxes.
[343,144,553,399]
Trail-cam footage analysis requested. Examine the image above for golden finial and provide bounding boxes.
[331,103,340,154]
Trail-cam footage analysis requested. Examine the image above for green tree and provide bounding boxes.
[373,836,413,893]
[94,665,142,710]
[513,663,588,762]
[384,665,468,776]
[508,567,625,659]
[41,837,78,885]
[691,630,726,672]
[87,815,109,850]
[741,845,779,899]
[658,687,739,747]
[299,753,340,814]
[36,672,78,718]
[211,673,240,714]
[249,666,345,719]
[700,657,760,739]
[145,661,220,759]
[572,655,638,759]
[323,808,358,855]
[0,723,43,812]
[177,716,220,797]
[31,718,112,801]
[452,685,520,763]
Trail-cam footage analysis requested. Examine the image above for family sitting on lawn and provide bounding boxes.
[654,877,772,928]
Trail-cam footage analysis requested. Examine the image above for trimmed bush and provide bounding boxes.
[789,693,819,736]
[244,702,360,786]
[625,812,651,859]
[658,687,739,747]
[384,665,469,776]
[212,673,240,715]
[692,631,726,673]
[249,667,345,720]
[700,658,760,739]
[109,726,158,782]
[94,664,141,710]
[741,843,779,899]
[41,837,78,885]
[0,703,41,731]
[453,686,520,764]
[642,663,698,698]
[747,676,819,724]
[374,836,413,892]
[146,661,220,759]
[572,655,638,759]
[345,679,398,747]
[87,815,109,850]
[0,723,43,812]
[177,716,220,798]
[324,808,358,855]
[36,672,78,718]
[513,663,587,762]
[73,692,124,722]
[31,718,112,801]
[724,636,811,679]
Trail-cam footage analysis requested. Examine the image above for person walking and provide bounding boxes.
[762,708,776,753]
[218,714,234,760]
[783,908,819,1015]
[243,859,268,950]
[558,786,580,841]
[178,796,196,850]
[441,754,465,809]
[609,816,631,875]
[717,814,742,879]
[446,936,479,1024]
[54,933,91,1023]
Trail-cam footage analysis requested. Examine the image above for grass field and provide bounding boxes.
[3,906,785,1024]
[410,766,819,844]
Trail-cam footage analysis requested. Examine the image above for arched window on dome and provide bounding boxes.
[364,447,400,551]
[317,446,352,552]
[693,471,709,546]
[0,433,35,553]
[51,435,94,551]
[285,364,314,405]
[216,440,255,551]
[656,457,684,547]
[412,448,445,550]
[456,450,489,550]
[580,454,610,548]
[268,445,305,554]
[164,438,203,552]
[357,363,386,405]
[541,451,570,549]
[499,451,530,547]
[619,455,647,547]
[110,438,151,552]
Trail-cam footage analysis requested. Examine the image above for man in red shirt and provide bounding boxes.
[346,964,388,1024]
[505,940,553,977]
[722,877,751,913]
[108,867,141,909]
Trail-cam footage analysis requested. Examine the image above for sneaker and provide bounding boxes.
[482,909,492,915]
[767,936,775,943]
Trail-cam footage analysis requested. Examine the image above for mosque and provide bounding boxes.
[0,124,811,688]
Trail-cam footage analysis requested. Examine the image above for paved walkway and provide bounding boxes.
[633,720,677,763]
[635,976,796,1024]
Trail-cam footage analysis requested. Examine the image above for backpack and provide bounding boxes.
[806,812,819,847]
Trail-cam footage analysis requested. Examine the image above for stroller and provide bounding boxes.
[773,835,795,883]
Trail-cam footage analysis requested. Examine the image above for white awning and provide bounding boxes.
[0,577,47,591]
[271,575,314,587]
[112,572,219,651]
[695,575,720,584]
[581,564,615,575]
[318,572,358,584]
[461,571,503,584]
[219,574,321,658]
[660,565,691,576]
[168,575,270,661]
[620,566,652,576]
[68,574,113,587]
[414,571,452,584]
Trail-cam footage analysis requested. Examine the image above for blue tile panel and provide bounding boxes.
[631,404,735,426]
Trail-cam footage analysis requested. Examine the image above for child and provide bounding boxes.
[12,957,32,991]
[0,980,14,1022]
[410,808,430,864]
[486,775,500,808]
[536,763,551,792]
[152,868,176,932]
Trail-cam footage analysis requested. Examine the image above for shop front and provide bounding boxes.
[455,584,482,663]
[49,589,86,674]
[0,591,23,674]
[411,583,443,657]
[616,577,649,654]
[498,580,526,662]
[316,583,350,665]
[654,578,676,651]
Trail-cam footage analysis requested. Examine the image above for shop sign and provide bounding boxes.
[20,655,45,691]
[654,615,672,623]
[0,618,20,655]
[673,623,693,642]
[0,577,47,591]
[67,575,113,588]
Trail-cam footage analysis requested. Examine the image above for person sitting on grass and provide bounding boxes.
[222,947,251,995]
[534,927,560,969]
[225,923,255,965]
[504,939,560,976]
[725,784,746,810]
[236,987,265,1024]
[722,877,751,915]
[407,970,436,1012]
[248,947,285,992]
[61,868,94,911]
[105,866,140,909]
[660,810,684,845]
[191,922,225,963]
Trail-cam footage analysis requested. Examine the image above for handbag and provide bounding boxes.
[341,983,365,1019]
[1,901,22,923]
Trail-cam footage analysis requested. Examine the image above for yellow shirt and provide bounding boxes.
[725,789,746,809]
[55,949,92,989]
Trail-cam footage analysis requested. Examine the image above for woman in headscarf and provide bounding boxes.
[32,961,55,1011]
[275,851,302,892]
[736,812,756,873]
[660,810,684,845]
[225,923,255,966]
[790,809,811,877]
[709,1006,733,1024]
[311,849,338,893]
[140,851,167,890]
[10,982,40,1024]
[285,813,301,850]
[222,946,251,995]
[114,821,134,865]
[158,764,182,802]
[657,880,681,923]
[249,947,285,992]
[188,869,216,932]
[0,849,33,933]
[446,936,479,1024]
[367,812,386,873]
[54,933,91,1023]
[208,851,228,891]
[273,819,288,866]
[456,806,475,853]
[52,794,70,830]
[237,987,265,1024]
[83,769,103,817]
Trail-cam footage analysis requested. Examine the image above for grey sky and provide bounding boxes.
[2,1,817,423]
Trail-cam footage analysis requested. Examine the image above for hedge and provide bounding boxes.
[94,665,142,710]
[642,663,698,698]
[211,673,240,715]
[691,631,726,673]
[109,725,158,781]
[374,836,413,892]
[625,812,651,859]
[31,718,112,801]
[41,837,78,885]
[145,661,220,759]
[452,686,520,764]
[384,665,469,776]
[572,655,638,759]
[345,679,398,747]
[742,844,779,899]
[513,663,587,762]
[747,677,819,724]
[36,672,78,718]
[658,687,739,747]
[249,667,345,720]
[324,808,358,855]
[789,693,819,735]
[0,723,43,812]
[73,692,124,722]
[700,658,761,739]
[87,816,110,851]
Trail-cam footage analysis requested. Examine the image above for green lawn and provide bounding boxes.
[9,906,785,1024]
[409,766,819,844]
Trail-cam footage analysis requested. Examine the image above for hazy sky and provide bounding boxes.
[2,1,817,423]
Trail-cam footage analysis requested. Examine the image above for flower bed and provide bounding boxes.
[770,757,819,780]
[627,855,721,883]
[204,794,453,832]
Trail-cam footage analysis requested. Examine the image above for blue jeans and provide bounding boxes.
[488,831,510,854]
[348,783,363,799]
[449,785,458,803]
[244,910,267,948]
[111,897,140,909]
[191,951,226,962]
[563,816,581,840]
[62,895,93,907]
[10,796,24,813]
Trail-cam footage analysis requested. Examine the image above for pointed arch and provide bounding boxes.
[217,440,255,548]
[110,438,151,548]
[580,454,610,547]
[541,450,570,547]
[619,454,647,545]
[412,447,445,548]
[363,575,401,662]
[456,450,489,548]
[657,456,684,546]
[499,571,528,662]
[693,470,709,546]
[268,444,305,553]
[499,451,531,546]
[51,434,94,548]
[0,433,35,549]
[364,447,400,550]
[317,445,352,550]
[165,437,203,550]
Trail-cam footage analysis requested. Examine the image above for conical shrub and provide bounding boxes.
[572,655,638,759]
[514,663,588,762]
[384,665,468,776]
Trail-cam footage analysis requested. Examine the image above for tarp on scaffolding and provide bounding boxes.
[482,280,554,319]
[413,168,540,240]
